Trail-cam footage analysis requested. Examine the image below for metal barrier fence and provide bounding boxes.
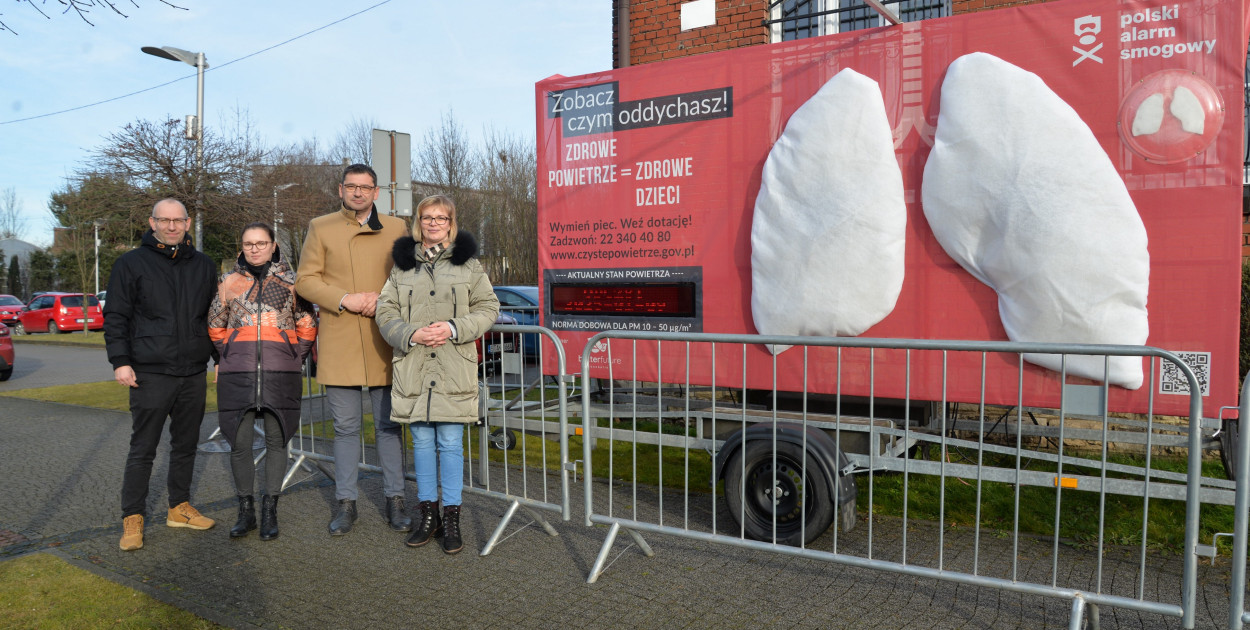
[283,323,570,556]
[259,323,1243,628]
[577,331,1211,629]
[1227,372,1250,629]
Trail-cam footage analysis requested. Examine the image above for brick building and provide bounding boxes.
[611,0,1250,260]
[612,0,1017,70]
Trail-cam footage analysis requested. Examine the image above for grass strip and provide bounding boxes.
[11,331,107,347]
[0,375,321,413]
[0,552,220,629]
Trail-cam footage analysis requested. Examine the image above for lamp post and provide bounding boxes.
[93,219,105,298]
[91,219,105,336]
[272,182,299,226]
[141,45,207,252]
[273,182,299,255]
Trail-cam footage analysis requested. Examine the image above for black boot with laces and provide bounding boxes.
[229,495,256,538]
[405,500,441,548]
[442,504,463,555]
[259,495,279,541]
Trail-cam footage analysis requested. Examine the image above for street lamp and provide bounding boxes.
[93,219,105,298]
[141,44,207,252]
[272,182,299,226]
[91,219,105,336]
[272,182,299,255]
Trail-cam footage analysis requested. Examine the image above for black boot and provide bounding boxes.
[229,495,256,538]
[386,495,412,532]
[404,500,441,548]
[442,504,463,555]
[328,499,357,536]
[259,495,279,541]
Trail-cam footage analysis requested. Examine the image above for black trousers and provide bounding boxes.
[120,371,207,518]
[230,410,289,496]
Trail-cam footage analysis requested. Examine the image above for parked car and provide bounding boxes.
[0,322,13,380]
[0,294,23,327]
[16,292,103,334]
[477,312,520,378]
[494,285,540,355]
[96,290,107,309]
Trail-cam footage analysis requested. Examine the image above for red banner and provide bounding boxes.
[536,0,1246,415]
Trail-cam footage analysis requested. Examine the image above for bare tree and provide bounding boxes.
[476,128,537,284]
[256,138,343,272]
[328,115,379,168]
[90,108,270,262]
[49,173,142,303]
[0,187,26,240]
[414,109,479,195]
[2,0,186,35]
[411,114,536,285]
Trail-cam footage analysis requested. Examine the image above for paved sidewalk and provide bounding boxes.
[0,397,1235,629]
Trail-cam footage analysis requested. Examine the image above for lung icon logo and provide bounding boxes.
[1073,15,1103,66]
[1117,69,1224,163]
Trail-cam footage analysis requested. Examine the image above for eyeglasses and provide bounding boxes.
[241,241,272,251]
[152,217,189,227]
[341,184,377,193]
[420,216,450,225]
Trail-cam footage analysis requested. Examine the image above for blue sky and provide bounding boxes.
[0,1,610,245]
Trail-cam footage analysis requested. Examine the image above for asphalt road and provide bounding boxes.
[0,342,114,392]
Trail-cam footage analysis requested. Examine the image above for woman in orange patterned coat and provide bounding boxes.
[208,222,316,541]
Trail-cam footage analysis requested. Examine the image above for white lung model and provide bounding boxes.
[1131,86,1205,137]
[1132,93,1165,136]
[922,52,1150,389]
[751,68,906,354]
[1170,85,1205,134]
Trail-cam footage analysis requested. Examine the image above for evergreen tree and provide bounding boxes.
[27,250,54,294]
[7,255,19,298]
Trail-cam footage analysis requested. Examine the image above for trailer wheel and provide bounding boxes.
[724,440,835,546]
[1220,417,1241,481]
[489,428,517,450]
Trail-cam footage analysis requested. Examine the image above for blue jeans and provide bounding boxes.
[410,422,465,506]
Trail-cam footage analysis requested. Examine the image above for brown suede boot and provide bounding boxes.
[120,514,144,551]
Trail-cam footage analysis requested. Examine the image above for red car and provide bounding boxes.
[0,294,22,327]
[0,322,13,380]
[16,292,103,335]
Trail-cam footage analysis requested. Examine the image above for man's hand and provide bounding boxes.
[341,292,381,317]
[114,366,138,388]
[360,292,380,317]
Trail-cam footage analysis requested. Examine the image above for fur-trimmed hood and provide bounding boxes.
[391,230,479,271]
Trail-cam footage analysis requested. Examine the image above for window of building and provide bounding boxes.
[770,0,948,42]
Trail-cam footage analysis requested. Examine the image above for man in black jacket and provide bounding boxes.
[104,198,219,551]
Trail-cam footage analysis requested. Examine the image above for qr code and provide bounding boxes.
[1159,351,1210,396]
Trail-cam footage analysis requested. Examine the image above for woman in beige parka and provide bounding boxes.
[376,195,499,554]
